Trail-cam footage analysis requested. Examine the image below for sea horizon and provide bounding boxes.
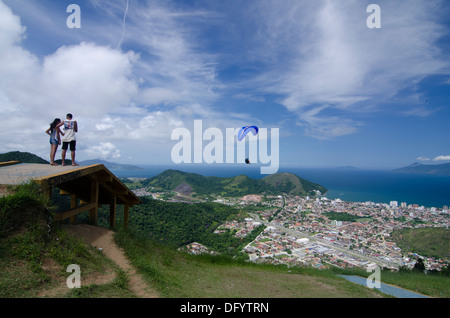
[109,164,450,209]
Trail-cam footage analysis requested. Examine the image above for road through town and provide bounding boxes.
[249,212,399,269]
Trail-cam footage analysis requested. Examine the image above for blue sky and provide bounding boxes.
[1,0,449,170]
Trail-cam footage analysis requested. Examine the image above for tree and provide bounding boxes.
[413,258,426,273]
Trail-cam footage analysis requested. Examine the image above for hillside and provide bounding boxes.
[0,183,382,299]
[261,172,326,196]
[126,197,258,252]
[142,169,327,197]
[392,228,450,260]
[0,151,48,164]
[1,183,449,299]
[394,162,450,176]
[0,183,138,298]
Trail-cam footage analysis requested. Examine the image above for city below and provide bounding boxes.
[133,186,449,272]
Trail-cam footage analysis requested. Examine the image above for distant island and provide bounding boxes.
[336,165,358,170]
[139,169,327,197]
[394,162,450,176]
[79,159,144,171]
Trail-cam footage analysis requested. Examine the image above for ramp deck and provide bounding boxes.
[0,161,140,228]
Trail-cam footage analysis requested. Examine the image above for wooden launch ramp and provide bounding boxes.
[0,161,141,228]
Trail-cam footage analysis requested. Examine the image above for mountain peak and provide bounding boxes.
[394,162,450,176]
[145,169,327,197]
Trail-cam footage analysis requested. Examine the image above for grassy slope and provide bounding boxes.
[0,183,133,298]
[392,227,450,259]
[1,183,448,298]
[113,228,386,298]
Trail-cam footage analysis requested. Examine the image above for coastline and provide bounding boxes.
[111,165,450,209]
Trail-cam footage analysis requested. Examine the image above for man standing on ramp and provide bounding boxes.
[57,113,79,166]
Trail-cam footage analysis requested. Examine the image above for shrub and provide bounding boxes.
[0,182,52,237]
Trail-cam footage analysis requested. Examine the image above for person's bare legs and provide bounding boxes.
[50,144,58,165]
[71,150,78,166]
[61,149,67,166]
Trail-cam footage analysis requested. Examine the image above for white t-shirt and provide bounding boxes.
[62,120,76,142]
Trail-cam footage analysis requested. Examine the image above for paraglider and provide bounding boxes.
[237,125,259,142]
[238,125,258,165]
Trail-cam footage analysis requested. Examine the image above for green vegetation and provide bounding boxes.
[323,211,366,222]
[93,197,264,257]
[380,269,449,297]
[0,151,48,164]
[0,183,50,238]
[262,172,326,196]
[142,169,327,197]
[0,183,134,298]
[113,227,385,298]
[1,182,449,298]
[392,227,450,260]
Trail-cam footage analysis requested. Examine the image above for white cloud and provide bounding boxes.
[121,3,220,106]
[433,155,450,161]
[240,0,450,139]
[85,142,121,160]
[0,0,25,46]
[40,42,139,116]
[1,0,449,165]
[0,0,223,163]
[417,156,430,161]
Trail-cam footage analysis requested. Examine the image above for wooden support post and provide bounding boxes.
[124,204,130,230]
[89,181,99,225]
[109,195,116,229]
[40,185,52,200]
[70,194,78,223]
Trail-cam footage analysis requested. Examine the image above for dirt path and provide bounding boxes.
[66,224,159,298]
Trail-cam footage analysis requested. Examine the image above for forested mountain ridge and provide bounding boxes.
[0,151,48,164]
[141,169,327,197]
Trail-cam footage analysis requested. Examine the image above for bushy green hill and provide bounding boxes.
[143,169,327,197]
[392,228,450,259]
[262,172,327,195]
[0,151,48,164]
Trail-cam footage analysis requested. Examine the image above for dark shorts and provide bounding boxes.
[62,140,76,151]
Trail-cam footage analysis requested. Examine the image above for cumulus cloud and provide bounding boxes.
[40,42,139,116]
[85,142,121,160]
[433,155,450,161]
[0,0,223,162]
[0,1,145,158]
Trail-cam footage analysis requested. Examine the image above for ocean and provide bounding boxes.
[110,164,450,209]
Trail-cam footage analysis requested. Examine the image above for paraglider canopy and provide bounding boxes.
[238,125,259,142]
